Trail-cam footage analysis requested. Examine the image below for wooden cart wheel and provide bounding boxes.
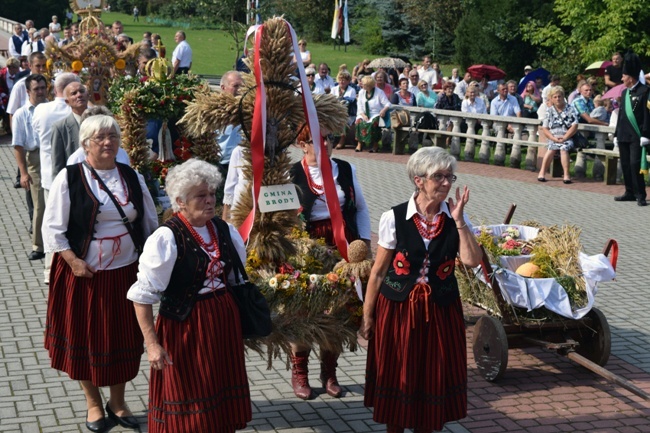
[575,307,611,366]
[472,315,509,381]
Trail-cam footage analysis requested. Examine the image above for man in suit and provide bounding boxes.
[614,52,650,207]
[50,82,88,178]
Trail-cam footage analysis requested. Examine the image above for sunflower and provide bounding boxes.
[114,58,126,70]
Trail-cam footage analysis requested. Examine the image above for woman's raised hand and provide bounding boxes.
[447,185,470,223]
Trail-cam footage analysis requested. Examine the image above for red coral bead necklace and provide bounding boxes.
[413,213,445,240]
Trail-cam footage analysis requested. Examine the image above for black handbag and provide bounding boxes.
[221,227,272,339]
[572,131,591,149]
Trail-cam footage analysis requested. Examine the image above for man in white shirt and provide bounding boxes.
[12,74,48,261]
[313,63,336,94]
[51,82,88,178]
[171,31,192,76]
[490,83,521,118]
[33,72,80,199]
[418,55,438,90]
[407,69,420,97]
[33,73,79,283]
[8,24,26,58]
[542,74,561,104]
[454,72,472,99]
[6,52,47,117]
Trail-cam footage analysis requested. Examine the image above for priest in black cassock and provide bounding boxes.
[614,52,650,207]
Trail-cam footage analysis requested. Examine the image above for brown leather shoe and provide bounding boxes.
[290,351,313,400]
[319,351,342,398]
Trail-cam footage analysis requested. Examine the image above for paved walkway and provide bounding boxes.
[1,133,650,432]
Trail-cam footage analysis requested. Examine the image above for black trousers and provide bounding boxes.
[618,139,646,199]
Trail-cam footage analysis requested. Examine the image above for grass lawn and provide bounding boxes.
[102,11,457,76]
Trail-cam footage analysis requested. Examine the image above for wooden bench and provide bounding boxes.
[579,148,620,185]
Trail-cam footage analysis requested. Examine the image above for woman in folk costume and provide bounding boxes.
[128,159,252,432]
[43,115,158,433]
[355,75,391,153]
[288,124,371,399]
[360,147,481,433]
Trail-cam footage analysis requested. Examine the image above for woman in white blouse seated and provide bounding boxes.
[355,75,391,153]
[128,159,252,433]
[43,115,158,433]
[461,87,487,114]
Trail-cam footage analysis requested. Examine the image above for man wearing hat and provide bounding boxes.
[614,52,650,206]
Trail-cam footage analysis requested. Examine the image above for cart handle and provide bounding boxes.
[503,203,517,225]
[601,239,618,271]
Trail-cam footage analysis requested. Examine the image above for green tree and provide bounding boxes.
[266,0,334,42]
[0,0,68,30]
[401,0,465,61]
[454,0,553,78]
[522,0,650,75]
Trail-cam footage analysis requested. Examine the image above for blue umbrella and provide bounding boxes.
[517,68,550,93]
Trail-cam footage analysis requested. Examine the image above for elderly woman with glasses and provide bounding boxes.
[304,66,317,93]
[360,147,481,433]
[43,115,158,433]
[128,158,252,433]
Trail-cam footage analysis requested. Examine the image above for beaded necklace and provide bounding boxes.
[302,158,324,195]
[178,213,224,290]
[91,164,129,206]
[413,213,445,240]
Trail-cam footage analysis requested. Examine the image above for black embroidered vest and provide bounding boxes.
[379,201,460,305]
[66,162,145,259]
[158,216,235,322]
[290,158,359,240]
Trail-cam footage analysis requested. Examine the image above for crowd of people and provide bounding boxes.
[1,14,650,433]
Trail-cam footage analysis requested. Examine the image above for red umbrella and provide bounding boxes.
[603,83,626,99]
[467,64,507,81]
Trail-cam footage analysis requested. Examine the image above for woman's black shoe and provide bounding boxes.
[85,415,108,433]
[106,402,140,430]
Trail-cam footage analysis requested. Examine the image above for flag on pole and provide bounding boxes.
[342,0,349,43]
[331,0,343,40]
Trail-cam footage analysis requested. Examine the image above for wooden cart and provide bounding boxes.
[467,205,649,400]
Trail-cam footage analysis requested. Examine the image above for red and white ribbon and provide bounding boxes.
[239,19,349,261]
[238,24,266,243]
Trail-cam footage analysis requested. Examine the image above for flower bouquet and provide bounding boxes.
[245,229,364,368]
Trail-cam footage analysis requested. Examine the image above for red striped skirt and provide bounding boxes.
[364,293,467,431]
[149,291,252,433]
[308,218,358,246]
[44,254,144,387]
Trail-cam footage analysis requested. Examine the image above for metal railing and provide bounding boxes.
[391,106,619,182]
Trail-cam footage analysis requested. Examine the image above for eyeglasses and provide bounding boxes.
[306,73,315,77]
[90,134,119,144]
[427,173,457,183]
